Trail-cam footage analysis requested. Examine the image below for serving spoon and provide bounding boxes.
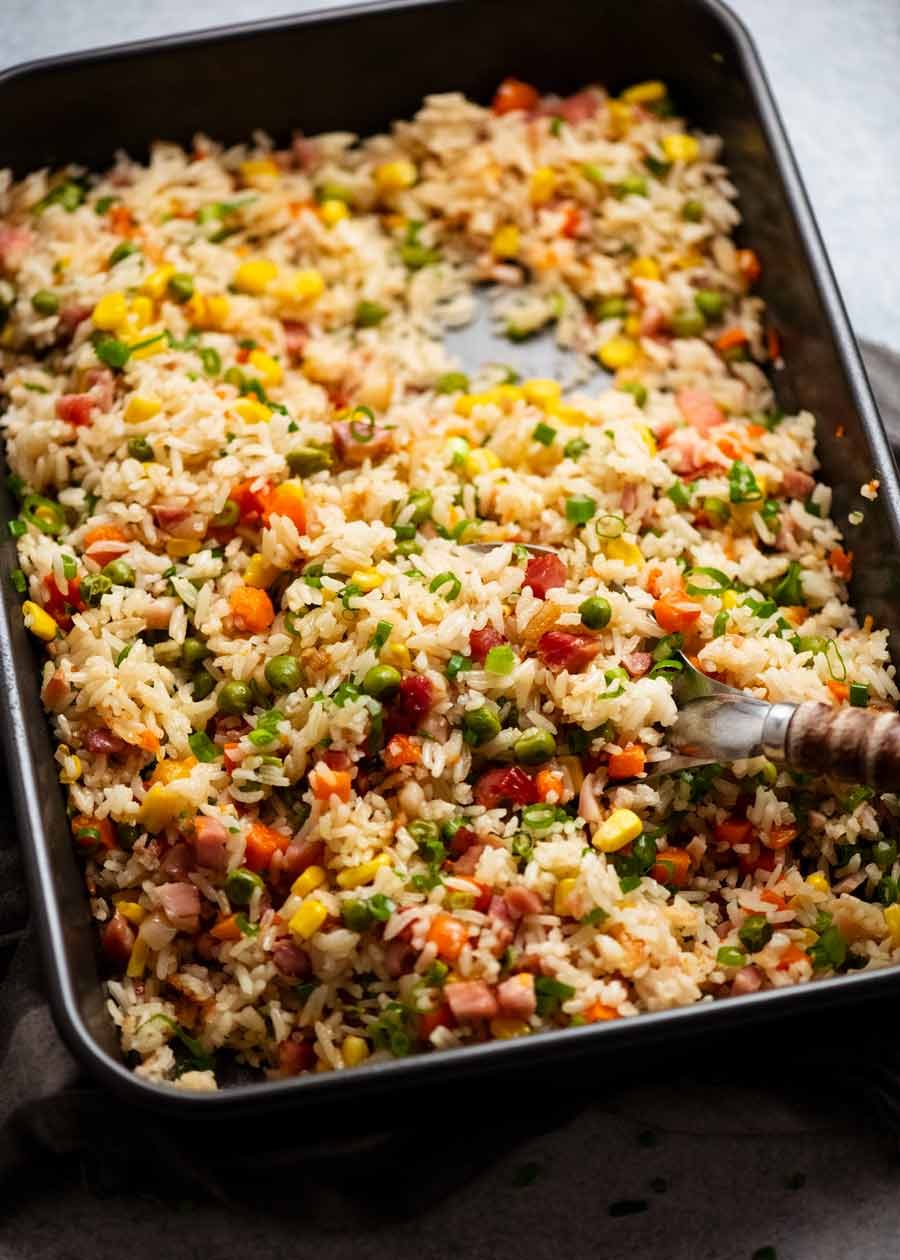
[462,542,900,788]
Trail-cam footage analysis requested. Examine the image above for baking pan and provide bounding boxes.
[2,0,899,1118]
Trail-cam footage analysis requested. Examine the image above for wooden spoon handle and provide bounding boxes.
[786,702,900,788]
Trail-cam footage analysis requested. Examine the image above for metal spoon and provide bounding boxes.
[461,543,900,788]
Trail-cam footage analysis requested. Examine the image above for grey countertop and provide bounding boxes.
[3,3,900,1257]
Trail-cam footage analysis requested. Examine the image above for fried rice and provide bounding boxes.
[0,75,897,1090]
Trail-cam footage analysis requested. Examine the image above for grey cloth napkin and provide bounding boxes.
[2,341,900,1207]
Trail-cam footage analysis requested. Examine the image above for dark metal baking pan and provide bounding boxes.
[2,0,899,1117]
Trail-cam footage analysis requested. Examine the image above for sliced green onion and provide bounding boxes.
[22,494,66,536]
[595,513,625,538]
[349,406,376,443]
[522,804,557,834]
[188,730,221,762]
[435,372,470,395]
[429,571,461,601]
[849,681,869,708]
[8,519,26,539]
[485,644,516,675]
[712,610,729,637]
[563,437,589,461]
[446,652,472,681]
[685,566,731,596]
[532,422,556,447]
[199,346,222,376]
[666,480,692,509]
[566,495,596,525]
[369,620,393,653]
[728,460,762,504]
[10,568,26,594]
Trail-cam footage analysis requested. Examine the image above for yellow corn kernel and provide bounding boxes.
[319,199,350,228]
[805,872,830,895]
[336,854,391,890]
[233,258,278,294]
[59,753,82,784]
[623,314,641,338]
[721,589,739,610]
[453,385,523,416]
[124,395,161,426]
[795,927,818,947]
[166,539,201,558]
[128,295,153,329]
[885,904,900,946]
[491,224,520,259]
[289,899,328,940]
[116,900,146,925]
[126,935,149,978]
[661,133,700,163]
[275,268,326,308]
[149,755,198,789]
[598,335,639,370]
[629,255,661,281]
[635,424,657,455]
[593,808,644,853]
[529,166,558,206]
[671,250,704,271]
[127,330,167,359]
[291,865,327,898]
[604,537,644,568]
[22,601,58,642]
[248,348,283,387]
[381,642,411,671]
[607,100,633,138]
[240,157,280,183]
[522,377,562,408]
[183,293,208,327]
[621,80,667,104]
[554,877,578,916]
[342,1035,370,1067]
[92,291,128,331]
[204,294,230,329]
[351,567,384,593]
[374,159,417,194]
[243,553,280,589]
[547,400,592,426]
[489,1018,530,1040]
[136,784,186,833]
[730,474,768,528]
[141,265,175,300]
[464,447,502,478]
[234,397,272,425]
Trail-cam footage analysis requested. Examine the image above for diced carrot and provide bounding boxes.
[714,818,754,847]
[230,478,271,523]
[229,586,275,633]
[607,744,645,779]
[777,943,809,970]
[309,762,352,803]
[714,327,749,355]
[84,524,128,567]
[71,813,117,851]
[560,205,583,238]
[210,914,243,941]
[137,728,160,755]
[649,847,691,888]
[745,422,767,440]
[716,435,744,460]
[760,888,789,910]
[108,205,135,236]
[426,912,469,961]
[829,547,853,580]
[263,480,307,532]
[736,248,761,286]
[785,606,808,626]
[653,596,701,634]
[827,680,849,703]
[583,1000,620,1023]
[383,734,420,769]
[536,768,566,801]
[418,1002,454,1039]
[492,77,540,115]
[244,820,290,871]
[236,346,250,364]
[763,825,797,852]
[645,566,664,598]
[766,327,780,360]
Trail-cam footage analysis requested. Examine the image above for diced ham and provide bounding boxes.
[195,932,221,962]
[0,225,33,271]
[192,816,229,870]
[332,419,394,466]
[385,674,434,736]
[83,727,129,756]
[279,839,326,881]
[730,965,762,996]
[55,393,94,427]
[100,913,135,967]
[537,630,602,673]
[272,939,310,979]
[469,625,507,664]
[282,320,308,361]
[58,302,92,336]
[661,426,728,476]
[620,484,638,514]
[623,652,652,678]
[153,505,206,540]
[451,843,485,875]
[384,938,416,978]
[474,766,539,809]
[639,305,666,337]
[159,844,195,881]
[445,980,498,1022]
[781,469,815,499]
[676,388,725,434]
[524,553,566,599]
[497,973,537,1018]
[504,886,543,918]
[488,895,514,929]
[291,135,321,170]
[559,88,602,123]
[448,826,479,857]
[157,881,201,928]
[323,748,351,771]
[277,1036,314,1075]
[83,367,115,411]
[143,597,177,630]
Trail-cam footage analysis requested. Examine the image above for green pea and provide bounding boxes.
[108,240,140,267]
[408,819,442,852]
[404,490,433,526]
[872,837,898,870]
[31,289,60,316]
[217,679,253,715]
[670,308,706,338]
[596,296,628,320]
[264,654,302,693]
[738,913,773,954]
[341,900,372,932]
[514,727,557,765]
[617,175,648,198]
[362,663,402,699]
[167,272,195,303]
[225,867,264,906]
[355,300,388,328]
[80,573,112,606]
[618,380,648,407]
[681,199,704,222]
[463,705,501,746]
[212,499,240,527]
[716,945,746,968]
[632,832,658,868]
[579,595,612,630]
[694,289,726,320]
[191,668,216,701]
[393,539,422,558]
[126,436,154,462]
[101,559,135,587]
[181,637,210,667]
[286,445,333,476]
